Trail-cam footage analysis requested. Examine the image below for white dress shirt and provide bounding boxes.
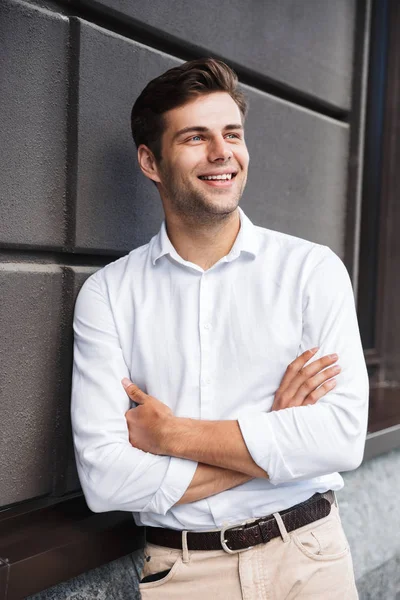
[71,207,369,531]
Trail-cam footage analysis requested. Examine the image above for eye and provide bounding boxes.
[189,135,202,142]
[225,133,241,140]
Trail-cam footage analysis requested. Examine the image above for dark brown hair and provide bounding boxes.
[131,58,248,161]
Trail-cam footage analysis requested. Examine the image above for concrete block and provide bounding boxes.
[242,85,349,257]
[74,20,177,252]
[0,263,63,507]
[0,263,100,505]
[0,0,68,248]
[81,0,355,109]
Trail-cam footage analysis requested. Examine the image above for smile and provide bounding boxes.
[197,172,238,189]
[197,174,237,189]
[198,173,236,181]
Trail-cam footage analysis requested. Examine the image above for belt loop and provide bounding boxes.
[333,491,339,509]
[273,512,290,544]
[182,530,190,563]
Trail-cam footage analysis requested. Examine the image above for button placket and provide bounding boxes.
[198,273,213,419]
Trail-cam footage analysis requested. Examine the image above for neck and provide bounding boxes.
[164,209,241,270]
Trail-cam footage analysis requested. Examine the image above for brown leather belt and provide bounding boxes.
[146,491,334,553]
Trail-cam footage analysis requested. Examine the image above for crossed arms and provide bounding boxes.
[122,349,341,505]
[71,248,369,515]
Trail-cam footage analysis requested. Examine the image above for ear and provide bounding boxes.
[137,144,161,184]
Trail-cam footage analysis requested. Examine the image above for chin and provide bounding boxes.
[203,198,240,215]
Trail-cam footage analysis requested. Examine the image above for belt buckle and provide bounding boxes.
[220,522,253,554]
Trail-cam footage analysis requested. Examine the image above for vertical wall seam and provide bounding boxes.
[50,16,82,494]
[51,266,76,496]
[345,0,372,296]
[352,0,373,301]
[65,17,81,252]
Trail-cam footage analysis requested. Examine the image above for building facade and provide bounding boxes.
[1,0,399,598]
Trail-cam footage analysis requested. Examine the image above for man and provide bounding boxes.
[71,58,368,599]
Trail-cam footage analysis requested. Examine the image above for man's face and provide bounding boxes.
[154,92,249,223]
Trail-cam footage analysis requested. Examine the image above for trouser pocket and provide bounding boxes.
[139,543,183,592]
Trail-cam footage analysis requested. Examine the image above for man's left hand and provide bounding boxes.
[122,378,173,454]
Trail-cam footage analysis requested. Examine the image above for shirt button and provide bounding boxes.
[201,377,211,386]
[203,323,212,330]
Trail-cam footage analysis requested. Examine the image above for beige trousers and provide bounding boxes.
[139,504,358,599]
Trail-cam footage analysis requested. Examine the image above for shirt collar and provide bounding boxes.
[151,207,259,266]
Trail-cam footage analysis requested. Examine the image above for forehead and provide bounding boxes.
[164,92,242,133]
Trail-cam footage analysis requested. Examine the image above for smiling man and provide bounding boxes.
[71,59,368,599]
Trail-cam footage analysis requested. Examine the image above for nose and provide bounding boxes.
[208,135,233,162]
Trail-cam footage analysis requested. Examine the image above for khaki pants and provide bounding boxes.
[139,504,358,599]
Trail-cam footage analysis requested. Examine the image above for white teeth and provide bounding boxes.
[199,174,233,180]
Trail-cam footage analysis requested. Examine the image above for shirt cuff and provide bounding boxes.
[142,457,198,515]
[238,413,294,485]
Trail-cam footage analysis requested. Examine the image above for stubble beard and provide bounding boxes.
[160,168,247,226]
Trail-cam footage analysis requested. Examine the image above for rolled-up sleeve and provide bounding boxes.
[238,247,369,485]
[71,273,197,514]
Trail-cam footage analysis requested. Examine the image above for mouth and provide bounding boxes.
[197,172,238,187]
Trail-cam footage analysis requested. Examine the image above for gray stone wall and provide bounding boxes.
[3,0,396,598]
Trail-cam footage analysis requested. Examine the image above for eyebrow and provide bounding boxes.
[173,124,243,140]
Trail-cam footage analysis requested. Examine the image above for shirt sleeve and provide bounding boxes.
[71,272,198,514]
[238,246,369,485]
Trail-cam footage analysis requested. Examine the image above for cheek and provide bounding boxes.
[239,147,250,170]
[170,151,191,169]
[172,154,203,182]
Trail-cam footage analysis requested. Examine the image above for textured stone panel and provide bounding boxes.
[74,21,177,252]
[0,1,68,248]
[242,86,349,257]
[0,264,63,507]
[82,0,355,110]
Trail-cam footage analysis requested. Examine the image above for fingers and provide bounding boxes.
[302,379,337,405]
[122,378,146,404]
[278,347,319,391]
[272,349,340,411]
[283,354,339,402]
[290,363,340,406]
[300,353,339,380]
